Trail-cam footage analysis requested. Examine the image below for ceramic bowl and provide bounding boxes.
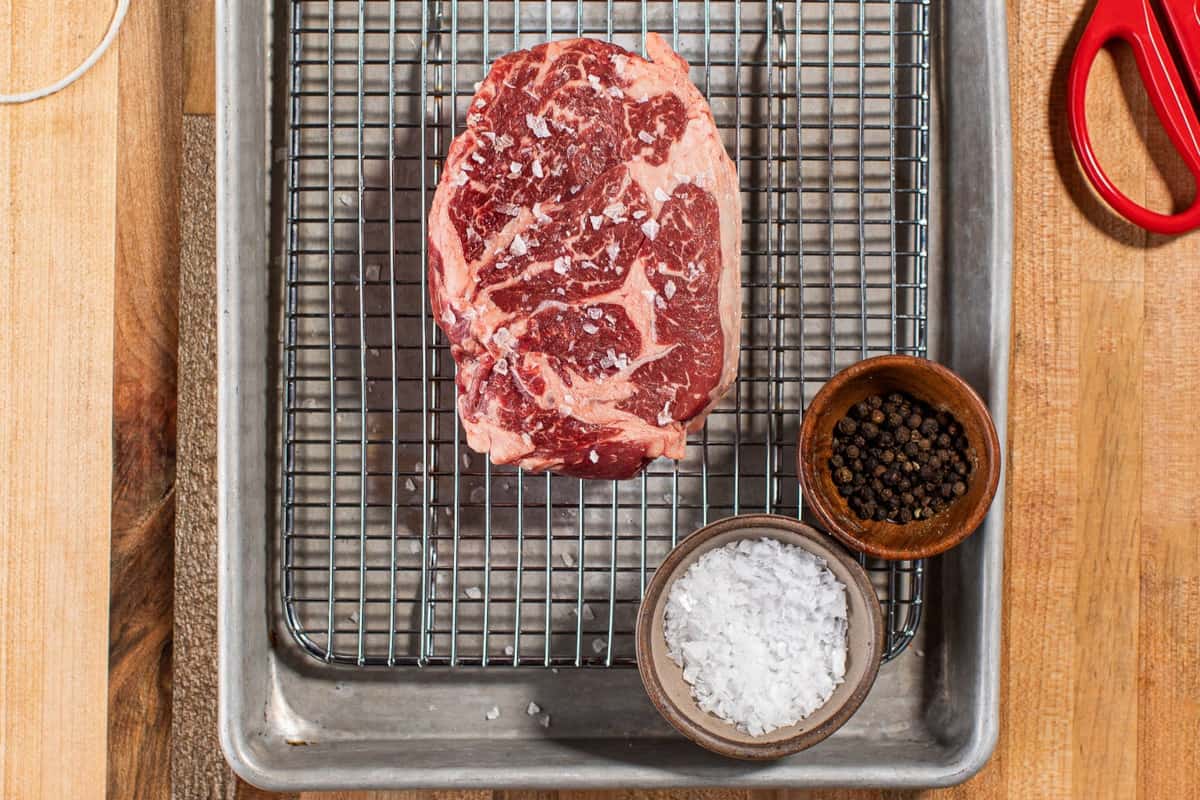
[635,514,884,760]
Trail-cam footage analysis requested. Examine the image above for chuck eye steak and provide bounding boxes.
[428,34,740,480]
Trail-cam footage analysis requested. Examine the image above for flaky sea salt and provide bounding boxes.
[663,538,848,736]
[485,706,501,721]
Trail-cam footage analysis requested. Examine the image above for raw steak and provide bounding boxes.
[428,34,740,480]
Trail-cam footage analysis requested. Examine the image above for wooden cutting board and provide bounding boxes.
[2,0,1198,797]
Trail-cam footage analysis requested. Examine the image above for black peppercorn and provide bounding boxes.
[830,390,973,524]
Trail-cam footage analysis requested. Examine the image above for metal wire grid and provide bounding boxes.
[280,0,930,667]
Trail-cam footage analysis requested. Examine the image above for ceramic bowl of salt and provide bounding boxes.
[635,513,884,760]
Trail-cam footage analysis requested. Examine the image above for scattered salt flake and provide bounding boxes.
[640,219,660,241]
[533,202,552,224]
[409,540,422,554]
[492,326,516,350]
[664,279,677,300]
[664,537,849,736]
[655,295,666,310]
[453,171,469,186]
[569,184,582,195]
[505,645,516,656]
[467,113,483,126]
[588,449,600,464]
[608,86,623,98]
[494,133,515,151]
[592,638,607,654]
[493,357,509,375]
[471,152,486,164]
[603,202,626,220]
[642,289,658,304]
[474,81,482,91]
[461,452,471,469]
[581,260,598,270]
[561,550,577,568]
[365,263,381,281]
[638,94,649,103]
[525,113,552,138]
[589,215,604,230]
[526,701,541,716]
[587,73,601,91]
[551,668,559,674]
[465,586,483,600]
[632,210,647,219]
[338,193,354,207]
[475,97,487,109]
[611,53,629,75]
[657,401,673,426]
[510,161,523,174]
[405,477,417,492]
[498,202,521,217]
[638,130,656,144]
[586,307,604,320]
[552,256,571,275]
[347,610,359,624]
[538,714,551,728]
[531,159,544,178]
[606,241,620,261]
[485,706,501,721]
[441,308,456,326]
[509,234,527,256]
[582,603,595,620]
[654,187,671,202]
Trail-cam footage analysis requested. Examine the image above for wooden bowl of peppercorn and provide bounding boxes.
[797,355,1000,560]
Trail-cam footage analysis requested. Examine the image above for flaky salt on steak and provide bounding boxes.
[428,34,740,480]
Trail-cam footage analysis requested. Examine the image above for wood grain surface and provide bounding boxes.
[106,0,184,798]
[2,0,1199,797]
[0,1,121,798]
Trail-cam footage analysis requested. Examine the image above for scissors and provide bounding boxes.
[1067,0,1200,234]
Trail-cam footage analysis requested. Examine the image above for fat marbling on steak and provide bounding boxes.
[428,34,740,480]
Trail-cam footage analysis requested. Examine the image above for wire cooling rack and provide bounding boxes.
[280,0,930,667]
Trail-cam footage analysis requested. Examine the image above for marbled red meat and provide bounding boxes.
[428,34,740,479]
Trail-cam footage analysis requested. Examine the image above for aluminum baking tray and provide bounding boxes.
[218,0,1011,790]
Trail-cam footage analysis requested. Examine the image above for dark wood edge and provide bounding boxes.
[635,514,885,760]
[797,355,1002,560]
[107,1,184,797]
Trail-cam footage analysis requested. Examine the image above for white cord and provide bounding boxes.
[0,0,131,105]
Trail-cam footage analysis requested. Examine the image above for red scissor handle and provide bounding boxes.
[1067,0,1200,234]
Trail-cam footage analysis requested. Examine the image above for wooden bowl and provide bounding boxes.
[635,514,884,760]
[797,355,1001,560]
